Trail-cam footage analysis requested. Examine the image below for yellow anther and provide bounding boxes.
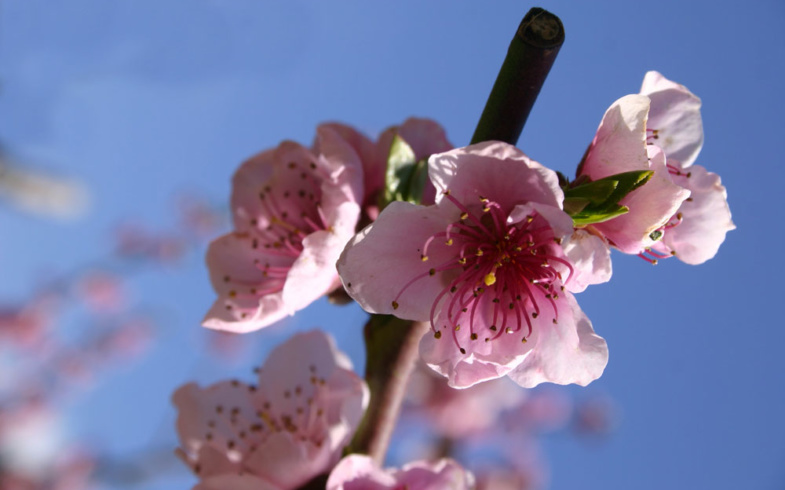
[445,238,454,246]
[484,272,497,286]
[460,212,469,220]
[421,255,429,262]
[391,301,399,310]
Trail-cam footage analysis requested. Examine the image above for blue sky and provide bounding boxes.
[1,1,783,489]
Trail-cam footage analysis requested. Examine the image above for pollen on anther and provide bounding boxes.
[521,337,528,344]
[445,238,454,246]
[421,255,429,262]
[460,212,469,220]
[484,273,496,286]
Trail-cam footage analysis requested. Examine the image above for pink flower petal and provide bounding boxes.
[508,294,608,388]
[202,233,289,333]
[430,142,563,211]
[579,94,651,180]
[315,122,383,207]
[337,201,459,320]
[640,71,704,167]
[652,162,734,264]
[561,229,612,293]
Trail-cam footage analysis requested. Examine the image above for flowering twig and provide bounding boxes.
[347,316,429,463]
[471,7,564,145]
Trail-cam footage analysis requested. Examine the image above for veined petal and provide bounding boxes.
[653,162,734,264]
[337,201,458,320]
[508,294,608,387]
[580,94,651,179]
[202,233,290,333]
[316,122,383,206]
[429,142,563,210]
[243,432,332,490]
[562,229,612,293]
[640,71,703,167]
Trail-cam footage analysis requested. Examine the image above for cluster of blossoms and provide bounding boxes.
[175,72,732,488]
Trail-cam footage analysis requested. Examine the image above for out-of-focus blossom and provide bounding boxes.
[76,271,126,313]
[174,331,368,490]
[326,454,474,490]
[406,362,524,439]
[0,157,89,220]
[475,465,543,490]
[177,194,226,238]
[577,95,690,255]
[202,128,363,333]
[504,387,573,434]
[639,71,734,264]
[93,316,154,361]
[0,295,58,348]
[114,223,186,263]
[339,142,608,389]
[572,393,620,436]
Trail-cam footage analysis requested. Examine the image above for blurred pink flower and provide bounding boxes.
[173,330,368,490]
[640,71,734,264]
[338,142,608,389]
[76,271,125,313]
[326,455,474,490]
[202,128,363,333]
[406,362,524,439]
[0,295,57,348]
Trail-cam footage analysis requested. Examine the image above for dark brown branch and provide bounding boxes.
[346,316,429,464]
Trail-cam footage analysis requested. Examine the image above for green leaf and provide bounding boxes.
[381,135,428,208]
[563,179,618,205]
[571,205,630,226]
[564,170,654,227]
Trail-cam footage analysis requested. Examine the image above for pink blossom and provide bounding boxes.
[338,142,608,388]
[326,455,475,490]
[173,330,368,490]
[203,127,364,333]
[76,271,125,313]
[639,71,734,264]
[578,95,690,255]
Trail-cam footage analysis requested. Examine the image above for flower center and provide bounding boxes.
[393,191,573,354]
